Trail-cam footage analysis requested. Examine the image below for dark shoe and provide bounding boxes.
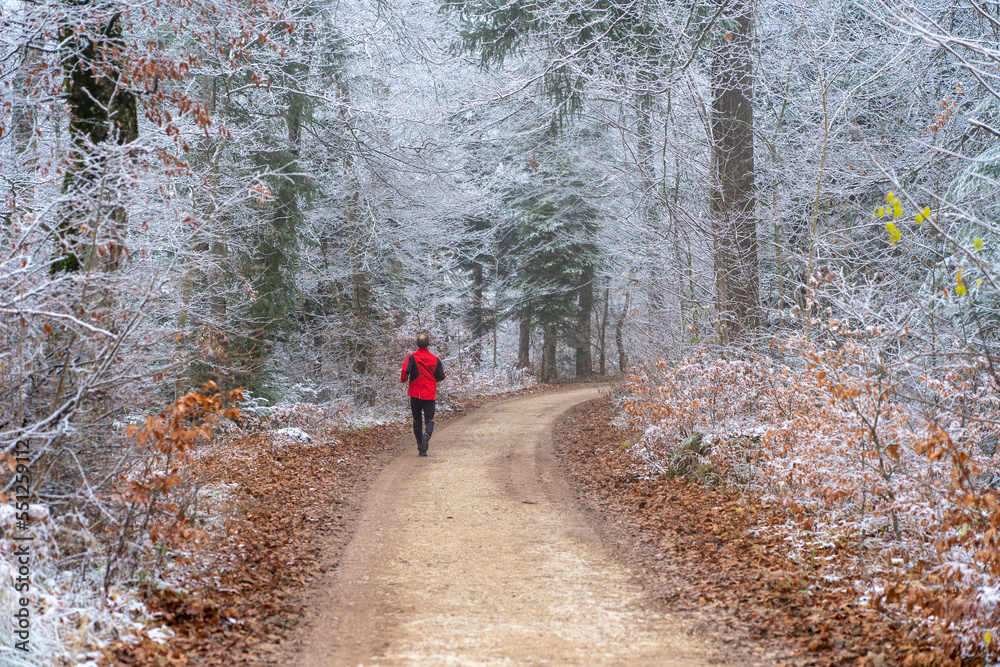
[418,451,428,457]
[420,432,430,454]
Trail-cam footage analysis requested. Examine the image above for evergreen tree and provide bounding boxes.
[503,148,599,381]
[233,75,314,393]
[443,0,760,343]
[458,215,494,366]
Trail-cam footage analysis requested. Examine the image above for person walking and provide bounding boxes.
[400,332,445,456]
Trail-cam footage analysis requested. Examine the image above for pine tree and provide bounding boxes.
[458,215,494,366]
[444,0,760,343]
[504,149,599,381]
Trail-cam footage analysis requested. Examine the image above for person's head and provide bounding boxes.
[416,332,430,349]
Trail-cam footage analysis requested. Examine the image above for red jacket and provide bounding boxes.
[400,348,445,400]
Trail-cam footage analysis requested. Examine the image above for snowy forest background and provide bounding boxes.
[4,0,1000,662]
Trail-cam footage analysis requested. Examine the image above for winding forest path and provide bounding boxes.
[294,386,721,666]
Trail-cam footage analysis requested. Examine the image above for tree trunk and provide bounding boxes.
[201,72,229,328]
[337,76,375,403]
[665,160,691,339]
[598,286,609,376]
[635,86,665,319]
[347,190,371,376]
[541,323,557,383]
[616,289,630,373]
[709,2,758,344]
[575,268,593,379]
[471,263,484,366]
[517,306,532,369]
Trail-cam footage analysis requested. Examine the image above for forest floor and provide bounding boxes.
[105,387,926,667]
[555,397,935,667]
[104,386,547,666]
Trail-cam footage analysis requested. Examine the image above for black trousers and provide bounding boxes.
[410,397,436,451]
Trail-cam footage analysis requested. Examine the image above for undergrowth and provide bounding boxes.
[620,330,1000,663]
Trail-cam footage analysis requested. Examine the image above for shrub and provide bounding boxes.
[621,329,1000,659]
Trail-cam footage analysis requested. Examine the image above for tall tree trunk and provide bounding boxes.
[598,286,609,376]
[575,268,593,379]
[337,76,374,403]
[635,86,665,319]
[517,307,531,370]
[616,289,631,373]
[709,2,758,344]
[471,263,484,366]
[541,323,557,383]
[665,160,690,339]
[203,71,229,330]
[346,188,371,379]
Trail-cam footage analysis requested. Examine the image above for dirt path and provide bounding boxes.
[294,387,722,666]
